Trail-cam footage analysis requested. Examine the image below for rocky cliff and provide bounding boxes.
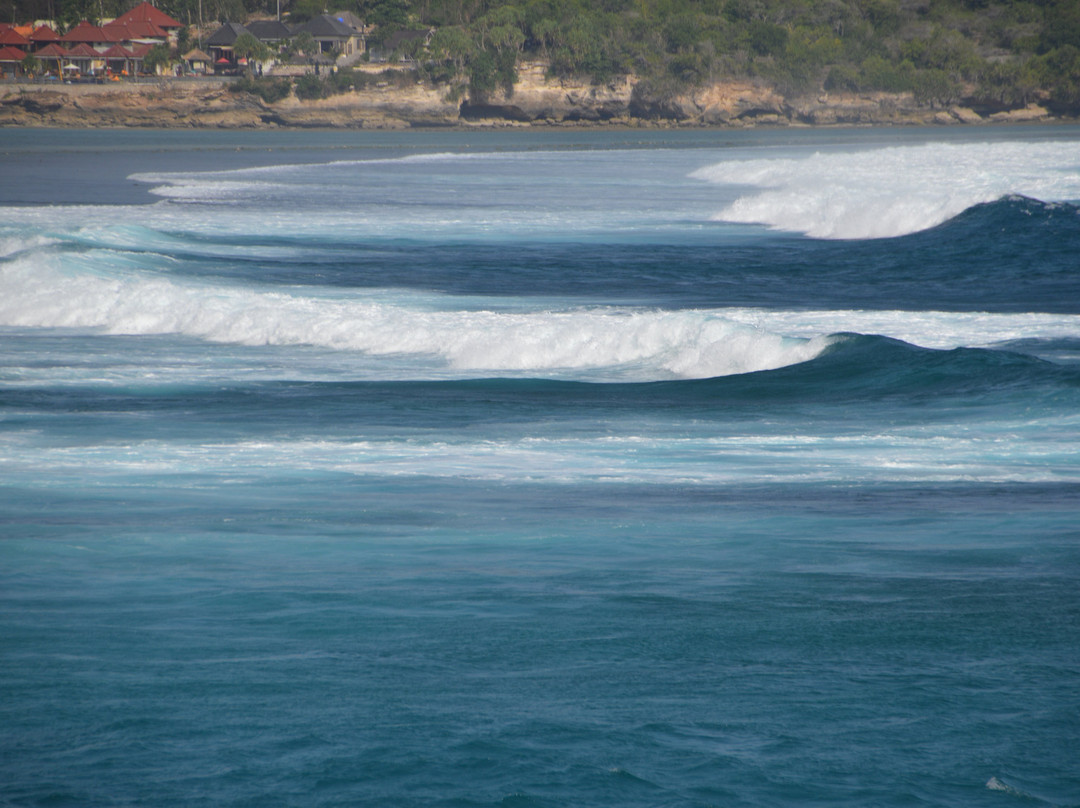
[0,68,1058,129]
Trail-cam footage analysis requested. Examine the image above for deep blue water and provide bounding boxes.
[1,126,1079,807]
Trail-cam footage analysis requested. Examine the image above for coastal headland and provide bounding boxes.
[0,62,1058,129]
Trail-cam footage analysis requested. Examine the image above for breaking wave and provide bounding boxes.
[0,254,827,381]
[691,140,1080,239]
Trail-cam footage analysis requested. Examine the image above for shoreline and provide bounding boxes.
[1,72,1070,131]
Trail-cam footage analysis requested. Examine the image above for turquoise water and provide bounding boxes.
[1,126,1079,807]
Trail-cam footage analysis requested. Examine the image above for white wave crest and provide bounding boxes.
[985,777,1035,799]
[0,234,59,258]
[691,140,1080,239]
[0,258,826,381]
[129,151,526,200]
[6,423,1077,485]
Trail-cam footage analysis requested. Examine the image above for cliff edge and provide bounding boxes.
[0,68,1059,129]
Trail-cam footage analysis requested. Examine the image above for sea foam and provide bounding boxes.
[691,140,1080,239]
[5,252,1080,382]
[0,256,825,381]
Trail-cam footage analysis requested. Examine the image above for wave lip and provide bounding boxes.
[0,255,828,382]
[691,141,1080,239]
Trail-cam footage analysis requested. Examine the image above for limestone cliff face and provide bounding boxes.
[461,62,636,122]
[454,67,944,127]
[0,84,267,127]
[630,81,787,124]
[263,82,458,127]
[0,70,1059,129]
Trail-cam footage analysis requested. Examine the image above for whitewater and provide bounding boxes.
[1,126,1078,808]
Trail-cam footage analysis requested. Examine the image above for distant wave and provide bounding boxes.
[129,150,563,201]
[691,141,1080,239]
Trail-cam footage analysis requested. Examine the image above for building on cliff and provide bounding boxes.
[0,2,179,78]
[204,13,366,74]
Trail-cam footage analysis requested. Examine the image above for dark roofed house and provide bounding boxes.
[245,19,291,44]
[331,10,365,31]
[294,13,363,60]
[370,27,433,63]
[205,22,250,68]
[206,22,249,46]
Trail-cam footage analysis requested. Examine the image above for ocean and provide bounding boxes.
[1,125,1078,807]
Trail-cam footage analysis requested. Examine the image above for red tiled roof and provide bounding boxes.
[100,22,130,42]
[0,28,30,47]
[65,42,100,56]
[59,21,108,43]
[101,44,133,57]
[113,2,182,30]
[104,19,167,40]
[128,41,154,56]
[0,44,27,60]
[35,42,68,57]
[30,24,60,42]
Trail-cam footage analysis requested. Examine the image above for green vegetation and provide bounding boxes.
[230,74,292,100]
[229,68,419,102]
[232,31,273,68]
[20,53,41,75]
[141,42,174,75]
[11,0,1079,112]
[379,0,1080,110]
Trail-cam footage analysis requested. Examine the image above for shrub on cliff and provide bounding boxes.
[231,76,292,103]
[294,74,328,100]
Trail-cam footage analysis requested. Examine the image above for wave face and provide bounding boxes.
[2,127,1080,808]
[691,139,1080,238]
[0,250,833,382]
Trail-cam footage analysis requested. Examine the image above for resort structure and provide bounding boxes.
[0,4,376,79]
[0,2,180,78]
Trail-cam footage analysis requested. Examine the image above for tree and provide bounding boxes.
[233,30,272,73]
[21,53,41,76]
[142,43,173,75]
[287,30,318,56]
[911,67,959,107]
[289,0,324,22]
[366,0,409,29]
[427,25,476,75]
[748,20,788,56]
[177,25,192,55]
